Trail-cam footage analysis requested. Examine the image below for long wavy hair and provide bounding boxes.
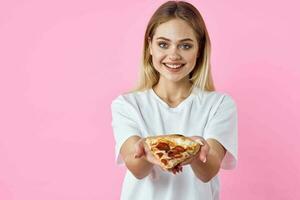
[129,1,215,93]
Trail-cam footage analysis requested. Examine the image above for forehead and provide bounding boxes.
[153,19,197,41]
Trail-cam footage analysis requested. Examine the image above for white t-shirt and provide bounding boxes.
[111,87,238,200]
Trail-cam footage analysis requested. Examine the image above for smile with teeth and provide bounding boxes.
[163,63,185,69]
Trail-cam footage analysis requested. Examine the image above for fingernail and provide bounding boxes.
[202,157,207,163]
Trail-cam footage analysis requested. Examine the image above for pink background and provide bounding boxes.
[0,0,299,199]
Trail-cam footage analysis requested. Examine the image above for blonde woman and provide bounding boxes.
[111,1,238,200]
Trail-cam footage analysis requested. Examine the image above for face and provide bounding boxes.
[149,18,199,83]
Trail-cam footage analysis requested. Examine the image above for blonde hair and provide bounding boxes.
[129,1,215,93]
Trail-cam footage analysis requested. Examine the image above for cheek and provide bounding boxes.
[152,50,165,62]
[185,52,198,63]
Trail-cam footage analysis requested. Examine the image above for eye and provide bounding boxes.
[158,42,168,49]
[180,44,193,49]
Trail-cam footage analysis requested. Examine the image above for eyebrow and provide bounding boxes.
[156,37,194,42]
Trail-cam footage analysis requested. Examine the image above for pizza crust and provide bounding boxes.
[145,134,202,170]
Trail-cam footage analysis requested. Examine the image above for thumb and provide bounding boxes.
[195,138,204,146]
[134,139,145,158]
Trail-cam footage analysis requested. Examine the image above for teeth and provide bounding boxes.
[164,63,184,69]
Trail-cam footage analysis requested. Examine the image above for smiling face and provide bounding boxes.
[148,18,199,83]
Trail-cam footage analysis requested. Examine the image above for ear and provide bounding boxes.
[148,37,153,55]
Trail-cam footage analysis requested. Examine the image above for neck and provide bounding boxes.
[153,77,193,101]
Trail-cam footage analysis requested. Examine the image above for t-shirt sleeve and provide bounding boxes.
[203,94,238,170]
[111,95,141,165]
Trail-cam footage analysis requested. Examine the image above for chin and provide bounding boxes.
[163,75,187,83]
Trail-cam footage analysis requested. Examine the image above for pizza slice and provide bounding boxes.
[145,134,203,170]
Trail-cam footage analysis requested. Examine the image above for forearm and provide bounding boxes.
[123,151,154,179]
[190,148,222,182]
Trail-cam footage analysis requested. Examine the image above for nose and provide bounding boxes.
[168,46,182,60]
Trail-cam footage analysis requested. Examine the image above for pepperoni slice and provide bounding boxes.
[167,150,179,158]
[173,146,185,152]
[167,151,175,158]
[174,154,183,158]
[161,159,168,165]
[156,152,163,158]
[156,142,170,152]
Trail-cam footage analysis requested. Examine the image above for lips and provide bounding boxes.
[163,63,185,69]
[163,63,185,73]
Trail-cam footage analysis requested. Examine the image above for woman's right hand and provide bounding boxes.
[133,138,183,174]
[134,138,162,167]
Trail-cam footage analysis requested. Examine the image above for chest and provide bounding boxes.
[136,101,212,137]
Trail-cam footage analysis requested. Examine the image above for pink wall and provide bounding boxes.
[0,0,299,199]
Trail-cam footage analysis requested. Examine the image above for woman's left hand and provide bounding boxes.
[179,136,210,166]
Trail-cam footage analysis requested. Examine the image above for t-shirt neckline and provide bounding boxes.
[150,87,197,111]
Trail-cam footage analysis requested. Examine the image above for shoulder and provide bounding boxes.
[111,89,151,109]
[193,88,237,109]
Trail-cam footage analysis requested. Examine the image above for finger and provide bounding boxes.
[174,167,179,174]
[179,166,183,172]
[134,139,145,158]
[176,164,182,173]
[191,136,209,163]
[170,168,175,174]
[174,166,179,174]
[177,167,182,174]
[194,138,204,146]
[199,143,210,163]
[170,166,176,174]
[173,164,182,174]
[172,168,176,175]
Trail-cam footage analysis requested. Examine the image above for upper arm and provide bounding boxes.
[111,96,141,164]
[203,95,238,169]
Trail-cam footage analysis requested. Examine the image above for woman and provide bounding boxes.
[111,1,238,200]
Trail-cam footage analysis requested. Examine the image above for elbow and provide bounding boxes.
[131,170,148,180]
[196,174,213,183]
[134,174,147,180]
[125,163,148,180]
[125,162,148,180]
[199,175,214,183]
[123,157,151,180]
[196,166,221,183]
[196,172,218,183]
